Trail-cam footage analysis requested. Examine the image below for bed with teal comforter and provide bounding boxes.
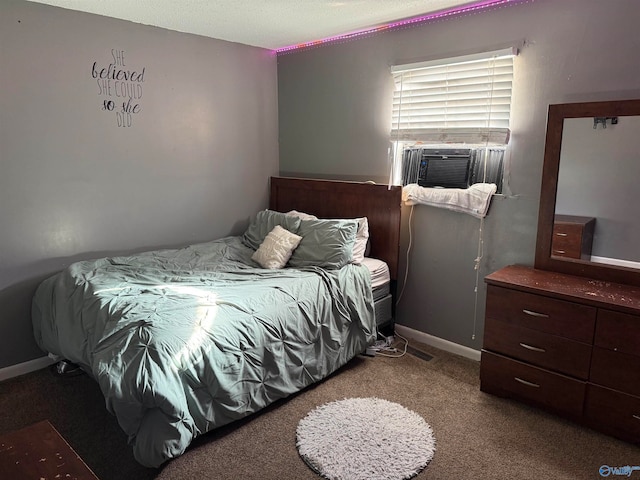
[32,235,376,467]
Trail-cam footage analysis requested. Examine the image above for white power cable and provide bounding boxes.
[395,204,414,305]
[371,331,409,358]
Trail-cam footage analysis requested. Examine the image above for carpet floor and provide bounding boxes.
[1,340,638,479]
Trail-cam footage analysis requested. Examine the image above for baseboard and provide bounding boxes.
[0,356,55,382]
[590,255,640,269]
[394,324,481,362]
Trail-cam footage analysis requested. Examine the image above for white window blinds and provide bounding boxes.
[391,48,516,145]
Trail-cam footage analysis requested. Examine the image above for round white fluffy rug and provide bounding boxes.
[296,397,436,480]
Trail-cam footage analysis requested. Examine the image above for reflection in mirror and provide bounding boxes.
[535,98,640,287]
[555,116,640,268]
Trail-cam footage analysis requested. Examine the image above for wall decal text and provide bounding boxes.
[91,49,147,127]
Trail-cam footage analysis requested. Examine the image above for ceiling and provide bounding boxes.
[26,0,477,51]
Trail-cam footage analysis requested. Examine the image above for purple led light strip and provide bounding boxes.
[276,0,514,53]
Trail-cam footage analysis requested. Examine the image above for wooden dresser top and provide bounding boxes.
[0,420,99,480]
[486,265,640,314]
[554,214,595,225]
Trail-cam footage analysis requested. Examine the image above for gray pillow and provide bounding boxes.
[242,210,302,250]
[288,218,358,269]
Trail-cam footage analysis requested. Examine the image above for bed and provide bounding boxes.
[31,177,402,468]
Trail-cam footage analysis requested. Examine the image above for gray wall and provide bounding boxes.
[277,0,640,350]
[1,0,279,368]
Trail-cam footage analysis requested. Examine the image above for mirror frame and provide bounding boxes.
[535,98,640,287]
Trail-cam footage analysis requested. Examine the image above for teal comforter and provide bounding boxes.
[32,236,375,467]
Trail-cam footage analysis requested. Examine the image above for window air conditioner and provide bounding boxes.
[401,146,504,193]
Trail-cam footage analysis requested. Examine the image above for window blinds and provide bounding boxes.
[391,48,516,145]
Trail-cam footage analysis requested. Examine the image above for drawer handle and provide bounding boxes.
[555,232,568,237]
[553,250,566,254]
[514,377,540,388]
[519,342,546,353]
[522,309,550,318]
[633,414,640,421]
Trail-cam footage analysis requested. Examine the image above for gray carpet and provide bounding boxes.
[1,341,638,479]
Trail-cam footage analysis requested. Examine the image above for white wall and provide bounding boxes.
[277,0,640,350]
[0,0,279,368]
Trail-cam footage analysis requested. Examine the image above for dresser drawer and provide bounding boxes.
[595,310,640,356]
[552,215,595,260]
[552,223,583,259]
[483,319,592,379]
[584,384,640,444]
[480,351,586,419]
[486,286,596,343]
[590,347,640,397]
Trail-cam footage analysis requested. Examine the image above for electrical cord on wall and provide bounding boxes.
[395,204,414,305]
[367,202,412,360]
[471,215,486,342]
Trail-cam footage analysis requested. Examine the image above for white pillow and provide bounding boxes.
[252,225,302,269]
[286,210,318,220]
[351,217,369,264]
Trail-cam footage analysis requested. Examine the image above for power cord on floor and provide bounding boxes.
[365,331,409,358]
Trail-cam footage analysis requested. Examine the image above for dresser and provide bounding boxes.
[552,215,595,260]
[480,264,640,443]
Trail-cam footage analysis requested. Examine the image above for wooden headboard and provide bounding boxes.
[269,177,402,280]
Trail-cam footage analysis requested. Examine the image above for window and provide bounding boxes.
[389,48,516,191]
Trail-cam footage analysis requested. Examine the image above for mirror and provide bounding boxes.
[535,99,640,287]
